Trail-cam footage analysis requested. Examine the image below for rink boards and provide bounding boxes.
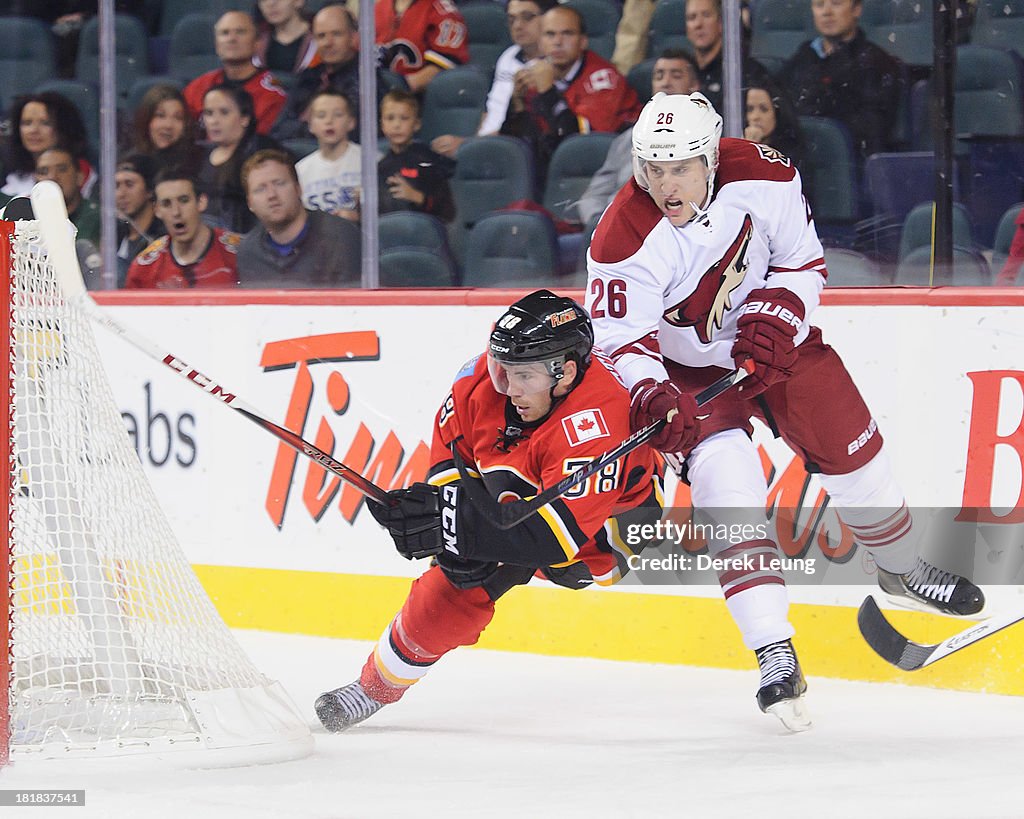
[91,288,1024,696]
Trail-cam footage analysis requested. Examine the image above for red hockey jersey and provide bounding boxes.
[125,229,241,289]
[428,352,663,585]
[375,0,469,76]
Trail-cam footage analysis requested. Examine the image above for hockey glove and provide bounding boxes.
[434,551,500,589]
[367,482,462,560]
[731,287,805,397]
[629,379,702,454]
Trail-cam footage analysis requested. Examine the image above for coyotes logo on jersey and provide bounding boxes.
[663,213,753,344]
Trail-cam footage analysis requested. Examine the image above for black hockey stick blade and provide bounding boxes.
[857,595,1024,671]
[478,367,748,530]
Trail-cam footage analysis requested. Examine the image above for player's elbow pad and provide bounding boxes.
[459,500,573,568]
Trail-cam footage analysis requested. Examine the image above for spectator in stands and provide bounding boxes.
[378,90,455,223]
[197,85,281,234]
[183,10,288,136]
[431,0,555,159]
[114,154,166,287]
[577,48,700,227]
[254,0,321,73]
[778,0,903,158]
[610,0,655,76]
[125,170,240,289]
[129,84,201,175]
[375,0,469,93]
[996,211,1024,285]
[35,146,100,245]
[744,83,806,169]
[501,5,641,191]
[13,0,151,77]
[685,0,774,112]
[2,92,94,198]
[271,4,385,142]
[296,89,361,221]
[238,149,361,287]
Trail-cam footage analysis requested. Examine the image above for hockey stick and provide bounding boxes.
[857,595,1024,671]
[30,181,395,506]
[457,366,749,530]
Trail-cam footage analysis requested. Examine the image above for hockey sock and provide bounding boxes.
[820,449,917,574]
[717,540,795,650]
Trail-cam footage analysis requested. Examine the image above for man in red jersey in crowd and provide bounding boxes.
[184,10,288,135]
[314,290,664,731]
[125,171,240,289]
[375,0,469,92]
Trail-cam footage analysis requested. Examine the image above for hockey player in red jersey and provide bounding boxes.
[585,92,985,731]
[315,291,665,731]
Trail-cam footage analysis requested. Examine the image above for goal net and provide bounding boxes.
[0,216,313,766]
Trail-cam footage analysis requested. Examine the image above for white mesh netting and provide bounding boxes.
[5,221,312,764]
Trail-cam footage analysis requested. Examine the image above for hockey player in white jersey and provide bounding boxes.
[585,92,984,731]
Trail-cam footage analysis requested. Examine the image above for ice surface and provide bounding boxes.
[3,630,1023,819]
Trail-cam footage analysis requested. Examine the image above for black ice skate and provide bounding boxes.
[315,681,386,732]
[876,557,985,618]
[754,639,811,733]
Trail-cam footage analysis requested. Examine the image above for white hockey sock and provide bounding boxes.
[820,449,918,574]
[724,583,795,650]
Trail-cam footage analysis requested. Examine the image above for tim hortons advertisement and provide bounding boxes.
[96,300,1024,605]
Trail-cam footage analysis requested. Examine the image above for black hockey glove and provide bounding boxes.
[434,551,500,589]
[367,482,462,560]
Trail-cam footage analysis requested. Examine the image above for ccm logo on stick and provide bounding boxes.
[738,301,803,329]
[162,355,237,403]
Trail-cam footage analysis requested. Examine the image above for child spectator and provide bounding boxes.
[377,90,455,223]
[296,89,361,221]
[129,84,201,175]
[197,85,281,234]
[125,170,240,289]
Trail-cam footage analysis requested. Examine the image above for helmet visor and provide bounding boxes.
[487,353,559,397]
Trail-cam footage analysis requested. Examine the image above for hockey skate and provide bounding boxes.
[876,557,985,618]
[314,681,386,732]
[754,639,811,733]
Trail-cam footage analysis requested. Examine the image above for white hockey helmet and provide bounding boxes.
[632,92,723,206]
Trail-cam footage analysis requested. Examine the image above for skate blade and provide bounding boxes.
[765,697,812,733]
[880,591,988,621]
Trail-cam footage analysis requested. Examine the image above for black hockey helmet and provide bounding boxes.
[487,290,594,394]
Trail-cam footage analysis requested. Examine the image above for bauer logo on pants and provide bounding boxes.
[562,409,610,447]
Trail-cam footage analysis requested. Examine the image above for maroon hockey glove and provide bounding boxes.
[629,379,702,454]
[731,287,805,397]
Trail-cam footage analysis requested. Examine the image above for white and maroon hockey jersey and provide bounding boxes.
[585,138,827,391]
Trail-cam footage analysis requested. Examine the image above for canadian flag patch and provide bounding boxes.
[562,409,610,447]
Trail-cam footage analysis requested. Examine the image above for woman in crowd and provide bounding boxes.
[743,83,811,203]
[2,92,93,197]
[129,84,201,174]
[197,84,280,233]
[743,83,806,169]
